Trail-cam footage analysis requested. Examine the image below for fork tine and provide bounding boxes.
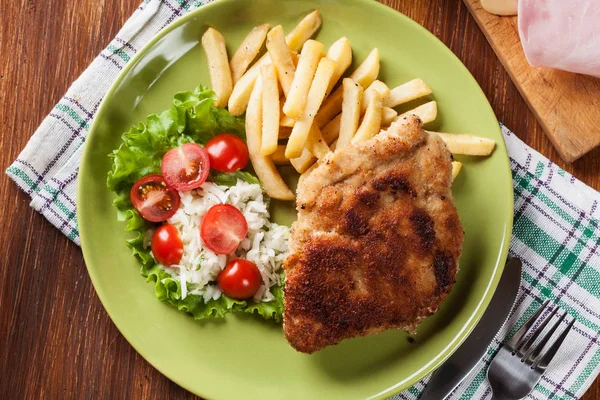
[534,317,576,371]
[507,299,550,350]
[525,310,567,362]
[519,306,559,356]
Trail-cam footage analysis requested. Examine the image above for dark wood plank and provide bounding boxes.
[0,0,597,399]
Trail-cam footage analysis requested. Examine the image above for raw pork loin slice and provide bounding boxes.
[518,0,600,78]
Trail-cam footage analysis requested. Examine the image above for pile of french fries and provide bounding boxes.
[201,11,496,200]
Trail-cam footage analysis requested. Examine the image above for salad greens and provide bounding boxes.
[107,85,284,321]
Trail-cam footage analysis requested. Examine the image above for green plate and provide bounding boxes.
[78,0,513,398]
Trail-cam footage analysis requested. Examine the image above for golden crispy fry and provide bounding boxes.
[386,78,432,107]
[227,55,270,116]
[352,90,383,143]
[290,117,340,173]
[270,145,290,165]
[291,51,300,67]
[297,138,340,176]
[305,124,331,159]
[230,24,269,84]
[280,114,296,128]
[315,48,379,128]
[228,12,320,116]
[290,147,317,173]
[382,107,398,126]
[349,48,380,85]
[361,80,390,114]
[337,78,364,149]
[313,88,343,128]
[266,25,296,97]
[321,113,342,144]
[285,10,322,51]
[201,28,233,108]
[246,77,294,200]
[451,161,462,181]
[283,40,324,119]
[432,132,496,156]
[396,101,437,124]
[260,64,280,156]
[286,57,336,158]
[325,37,352,94]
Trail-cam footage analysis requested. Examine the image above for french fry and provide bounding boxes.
[325,37,352,94]
[451,161,462,181]
[396,101,438,124]
[283,40,324,119]
[286,57,336,158]
[313,88,343,128]
[361,80,390,114]
[260,64,280,156]
[266,26,296,97]
[291,51,300,67]
[295,138,340,176]
[201,28,233,108]
[321,113,342,144]
[352,90,383,143]
[228,55,270,116]
[305,124,331,159]
[290,147,317,173]
[285,10,322,51]
[230,24,269,84]
[349,48,380,87]
[270,145,290,165]
[228,12,321,116]
[386,78,432,107]
[432,132,496,156]
[315,48,380,128]
[246,77,294,200]
[382,107,398,126]
[337,78,363,149]
[280,114,296,128]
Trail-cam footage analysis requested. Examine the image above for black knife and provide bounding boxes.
[418,257,523,400]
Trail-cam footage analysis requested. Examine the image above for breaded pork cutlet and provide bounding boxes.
[283,115,464,353]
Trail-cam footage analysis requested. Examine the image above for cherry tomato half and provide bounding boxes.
[204,134,249,172]
[130,174,180,222]
[161,143,210,191]
[200,204,248,254]
[151,224,184,266]
[218,259,262,299]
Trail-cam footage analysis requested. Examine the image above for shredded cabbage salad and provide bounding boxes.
[107,86,287,321]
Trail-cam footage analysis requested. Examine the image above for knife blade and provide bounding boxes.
[418,257,523,400]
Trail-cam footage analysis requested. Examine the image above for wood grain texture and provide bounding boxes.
[0,0,598,399]
[463,0,600,162]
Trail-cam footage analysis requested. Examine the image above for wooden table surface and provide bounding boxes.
[1,0,598,399]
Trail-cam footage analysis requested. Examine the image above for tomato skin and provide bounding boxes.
[200,204,248,254]
[161,143,211,191]
[130,174,180,222]
[218,259,262,299]
[151,224,184,266]
[204,134,249,172]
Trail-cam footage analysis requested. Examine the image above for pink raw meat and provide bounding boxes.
[518,0,600,78]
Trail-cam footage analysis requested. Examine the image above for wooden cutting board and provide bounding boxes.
[463,0,600,162]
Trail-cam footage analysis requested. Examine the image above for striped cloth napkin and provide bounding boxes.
[6,1,600,398]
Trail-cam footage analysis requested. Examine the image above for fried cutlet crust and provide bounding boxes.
[283,115,464,353]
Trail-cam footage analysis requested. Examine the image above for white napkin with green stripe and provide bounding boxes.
[6,1,600,398]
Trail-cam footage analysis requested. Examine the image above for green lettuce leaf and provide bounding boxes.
[107,85,284,322]
[212,170,261,186]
